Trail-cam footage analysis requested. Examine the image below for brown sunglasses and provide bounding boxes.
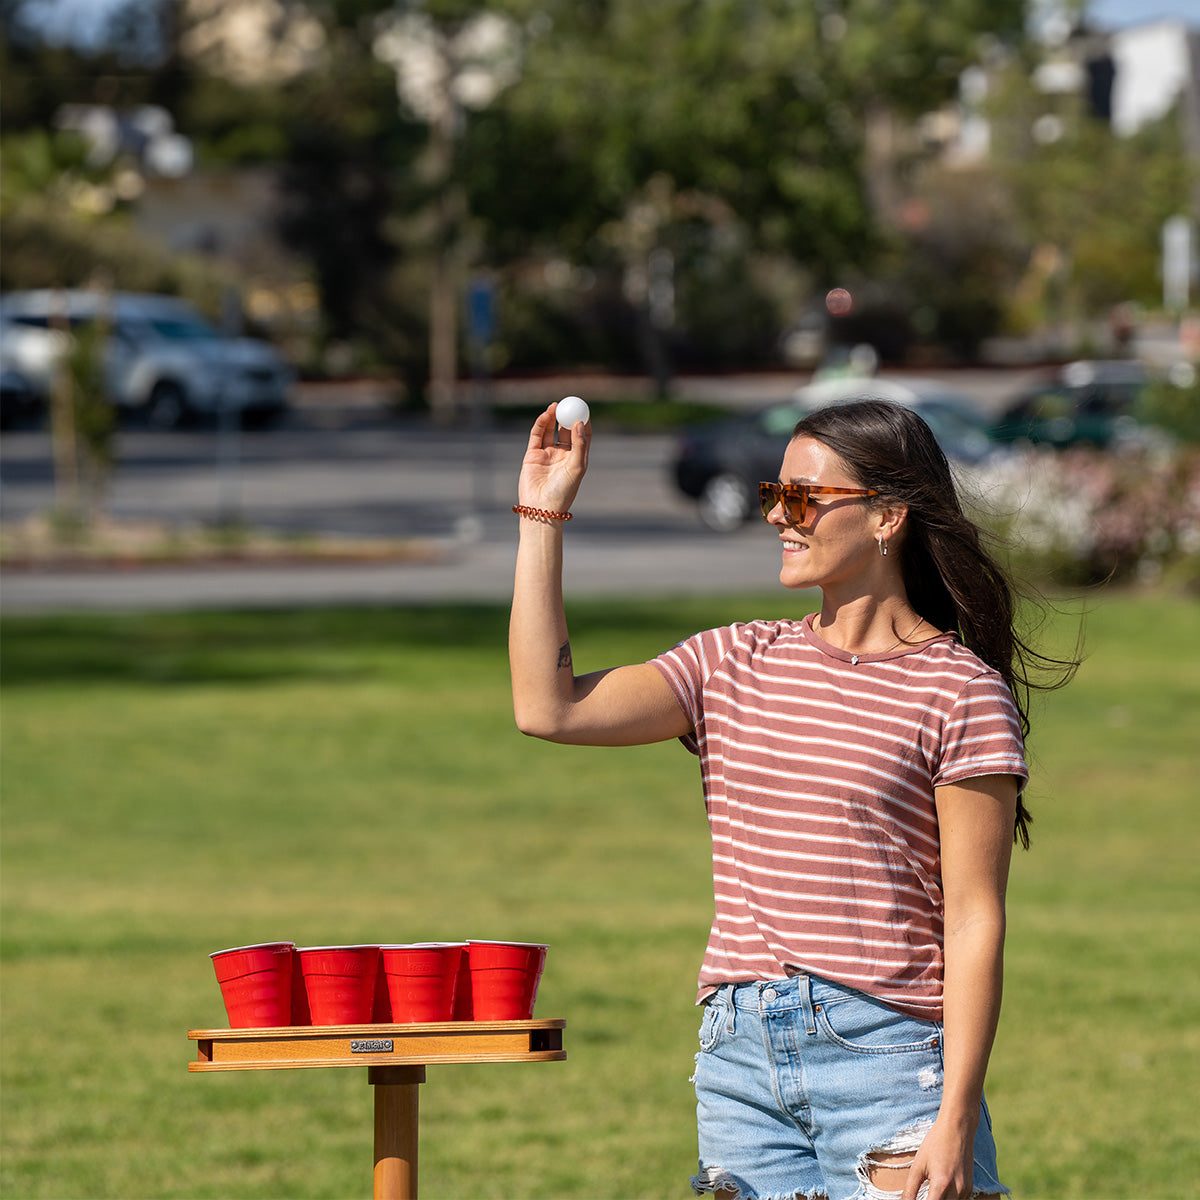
[758,481,879,524]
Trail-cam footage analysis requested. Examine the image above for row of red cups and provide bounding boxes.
[210,941,547,1029]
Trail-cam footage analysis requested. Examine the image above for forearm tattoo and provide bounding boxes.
[556,641,572,671]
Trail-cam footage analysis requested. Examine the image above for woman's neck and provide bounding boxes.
[813,597,936,656]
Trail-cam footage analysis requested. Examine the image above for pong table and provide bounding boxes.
[188,1019,565,1199]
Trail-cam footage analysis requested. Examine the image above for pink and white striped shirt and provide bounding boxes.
[650,614,1027,1022]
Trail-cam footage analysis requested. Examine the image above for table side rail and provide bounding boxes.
[189,1019,564,1071]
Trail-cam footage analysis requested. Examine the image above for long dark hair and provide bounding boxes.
[792,398,1079,848]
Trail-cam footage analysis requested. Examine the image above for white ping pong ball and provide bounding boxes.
[556,395,590,428]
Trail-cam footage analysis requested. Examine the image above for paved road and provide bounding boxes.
[1,369,1037,613]
[1,399,779,612]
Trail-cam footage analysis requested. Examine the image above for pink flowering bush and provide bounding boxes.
[962,444,1200,591]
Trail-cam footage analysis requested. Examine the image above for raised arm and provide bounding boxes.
[508,403,691,747]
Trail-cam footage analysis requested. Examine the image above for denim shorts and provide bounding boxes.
[691,975,1008,1200]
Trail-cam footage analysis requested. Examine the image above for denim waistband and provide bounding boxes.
[716,976,820,1035]
[724,976,804,1006]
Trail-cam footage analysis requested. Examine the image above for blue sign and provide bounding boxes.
[467,274,496,346]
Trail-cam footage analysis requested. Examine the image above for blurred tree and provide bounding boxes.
[370,0,524,417]
[271,13,427,385]
[858,161,1029,362]
[1011,113,1193,317]
[460,0,1025,383]
[987,49,1194,330]
[64,303,118,522]
[0,1,239,305]
[3,0,1026,384]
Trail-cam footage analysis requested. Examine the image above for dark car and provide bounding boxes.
[989,360,1148,449]
[672,376,997,531]
[0,367,43,430]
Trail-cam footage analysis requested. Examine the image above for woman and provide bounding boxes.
[510,398,1071,1200]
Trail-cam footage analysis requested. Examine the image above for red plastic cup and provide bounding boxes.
[297,946,381,1025]
[464,941,547,1021]
[210,942,295,1029]
[381,943,464,1023]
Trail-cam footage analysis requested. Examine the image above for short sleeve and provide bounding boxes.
[648,625,741,756]
[934,670,1029,790]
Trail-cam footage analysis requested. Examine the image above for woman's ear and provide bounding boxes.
[875,501,909,545]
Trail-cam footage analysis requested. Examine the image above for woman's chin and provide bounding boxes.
[779,562,814,591]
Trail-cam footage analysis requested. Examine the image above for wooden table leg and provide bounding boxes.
[369,1065,426,1200]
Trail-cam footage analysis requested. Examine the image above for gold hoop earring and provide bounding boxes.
[878,537,888,557]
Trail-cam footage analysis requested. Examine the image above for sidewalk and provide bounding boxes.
[1,525,781,613]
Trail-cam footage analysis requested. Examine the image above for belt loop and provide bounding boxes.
[799,974,817,1036]
[725,984,736,1035]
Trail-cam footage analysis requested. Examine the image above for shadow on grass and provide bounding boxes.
[0,607,506,687]
[0,596,780,688]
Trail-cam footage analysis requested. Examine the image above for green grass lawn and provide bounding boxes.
[2,592,1197,1199]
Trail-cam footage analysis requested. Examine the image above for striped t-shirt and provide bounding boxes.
[649,614,1028,1022]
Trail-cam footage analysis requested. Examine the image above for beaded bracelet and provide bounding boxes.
[512,504,573,522]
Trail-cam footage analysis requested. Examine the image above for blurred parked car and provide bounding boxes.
[989,360,1149,450]
[672,376,997,532]
[0,366,42,430]
[0,290,293,428]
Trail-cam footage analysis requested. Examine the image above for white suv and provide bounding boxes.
[0,290,293,428]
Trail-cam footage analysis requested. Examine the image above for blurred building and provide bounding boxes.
[944,16,1200,172]
[1075,18,1200,163]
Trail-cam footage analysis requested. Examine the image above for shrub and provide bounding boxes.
[964,444,1200,591]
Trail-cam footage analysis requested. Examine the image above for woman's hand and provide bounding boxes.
[899,1114,977,1200]
[517,402,591,515]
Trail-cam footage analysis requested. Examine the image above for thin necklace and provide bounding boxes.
[814,614,926,666]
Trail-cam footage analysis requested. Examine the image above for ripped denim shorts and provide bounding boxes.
[691,974,1008,1200]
